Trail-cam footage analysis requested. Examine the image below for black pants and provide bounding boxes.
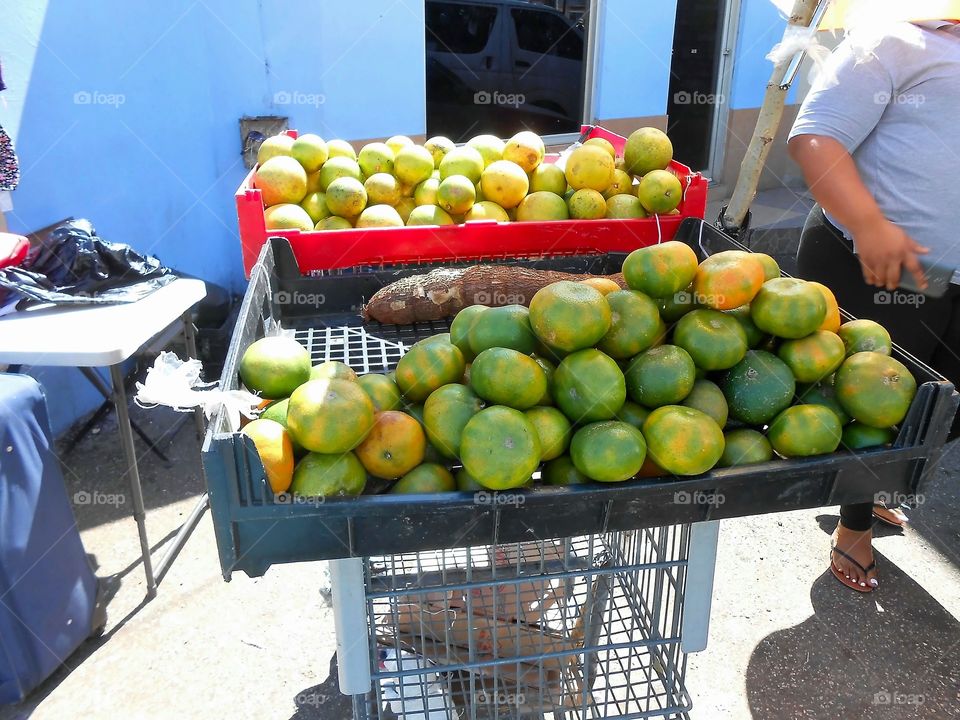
[797,207,960,531]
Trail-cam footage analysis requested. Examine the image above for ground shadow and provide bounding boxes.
[905,438,960,576]
[55,402,207,533]
[289,653,361,720]
[745,561,960,719]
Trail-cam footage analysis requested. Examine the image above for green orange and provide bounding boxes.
[241,418,295,493]
[837,319,892,357]
[470,348,547,410]
[657,285,698,322]
[622,241,699,299]
[467,304,537,355]
[716,428,773,467]
[673,309,748,371]
[455,467,486,491]
[809,281,841,333]
[777,330,846,383]
[767,405,842,457]
[460,406,541,490]
[596,289,665,359]
[542,455,589,485]
[841,422,896,450]
[750,278,827,339]
[533,356,556,405]
[286,378,376,453]
[423,383,485,459]
[390,464,457,494]
[290,452,366,497]
[642,406,724,475]
[524,406,573,461]
[553,349,626,423]
[449,305,488,359]
[310,360,358,382]
[693,251,765,311]
[354,410,426,479]
[721,350,795,426]
[796,376,851,425]
[570,421,647,482]
[616,401,651,429]
[724,305,766,348]
[753,253,781,281]
[356,373,403,411]
[681,379,728,428]
[239,336,311,399]
[394,338,466,402]
[834,352,916,428]
[625,345,696,408]
[528,281,612,353]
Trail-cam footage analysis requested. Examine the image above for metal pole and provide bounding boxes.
[109,363,157,598]
[330,558,372,695]
[681,520,719,653]
[181,312,207,440]
[154,493,210,585]
[721,0,820,232]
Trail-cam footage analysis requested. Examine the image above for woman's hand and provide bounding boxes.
[851,216,929,291]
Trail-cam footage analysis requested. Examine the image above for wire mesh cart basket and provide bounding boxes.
[333,524,719,720]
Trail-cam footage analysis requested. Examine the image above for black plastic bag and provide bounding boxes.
[0,219,175,307]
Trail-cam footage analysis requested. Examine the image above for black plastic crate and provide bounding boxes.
[201,219,958,580]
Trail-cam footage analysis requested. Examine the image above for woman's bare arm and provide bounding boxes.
[788,133,928,290]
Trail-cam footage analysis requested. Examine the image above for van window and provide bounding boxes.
[511,9,583,60]
[426,2,498,54]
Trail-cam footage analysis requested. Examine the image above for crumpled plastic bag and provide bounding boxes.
[0,218,175,307]
[135,351,261,432]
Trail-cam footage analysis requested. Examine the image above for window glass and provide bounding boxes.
[426,2,498,54]
[512,9,583,60]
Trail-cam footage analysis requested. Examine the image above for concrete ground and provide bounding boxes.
[2,188,957,719]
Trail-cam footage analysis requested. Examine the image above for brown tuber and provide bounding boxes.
[362,265,626,324]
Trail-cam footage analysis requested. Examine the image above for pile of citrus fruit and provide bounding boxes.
[237,242,918,498]
[252,127,684,232]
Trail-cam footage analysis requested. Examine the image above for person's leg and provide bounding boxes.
[795,207,953,588]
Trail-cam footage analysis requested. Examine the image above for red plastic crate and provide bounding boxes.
[236,126,708,276]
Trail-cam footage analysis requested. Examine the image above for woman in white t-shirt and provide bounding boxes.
[789,19,960,593]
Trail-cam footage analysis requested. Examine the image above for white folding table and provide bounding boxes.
[0,278,208,598]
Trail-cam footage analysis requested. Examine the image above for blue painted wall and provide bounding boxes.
[730,0,800,109]
[594,0,679,119]
[1,0,425,434]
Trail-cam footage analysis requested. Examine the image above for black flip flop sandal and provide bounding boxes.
[830,544,877,593]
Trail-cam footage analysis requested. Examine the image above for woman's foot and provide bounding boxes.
[873,503,908,527]
[830,524,878,591]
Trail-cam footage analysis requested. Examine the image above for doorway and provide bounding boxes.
[666,0,729,172]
